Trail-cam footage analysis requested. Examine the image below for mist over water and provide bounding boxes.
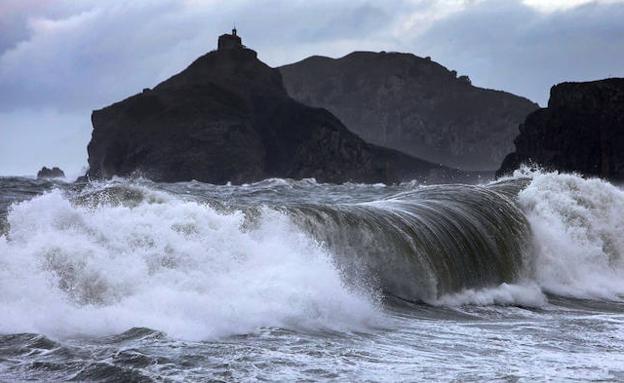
[1,171,623,381]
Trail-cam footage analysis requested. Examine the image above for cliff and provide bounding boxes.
[86,40,465,184]
[279,52,538,170]
[497,78,624,179]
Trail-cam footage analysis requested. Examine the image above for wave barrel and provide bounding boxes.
[288,180,532,302]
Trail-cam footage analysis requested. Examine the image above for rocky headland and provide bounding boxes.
[279,52,538,170]
[497,78,624,179]
[86,31,469,184]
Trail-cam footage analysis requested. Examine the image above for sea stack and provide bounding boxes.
[497,78,624,179]
[36,166,65,179]
[85,30,463,184]
[279,52,538,170]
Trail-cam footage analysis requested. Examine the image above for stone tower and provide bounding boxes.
[218,28,243,50]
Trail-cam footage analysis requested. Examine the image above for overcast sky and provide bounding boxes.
[1,0,623,176]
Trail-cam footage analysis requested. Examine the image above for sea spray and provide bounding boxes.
[0,186,382,340]
[2,171,624,342]
[434,170,624,306]
[432,282,547,307]
[2,175,624,382]
[518,171,624,300]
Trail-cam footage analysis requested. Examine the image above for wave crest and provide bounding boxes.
[519,171,624,300]
[0,186,382,340]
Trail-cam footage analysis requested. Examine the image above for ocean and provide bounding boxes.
[0,171,623,382]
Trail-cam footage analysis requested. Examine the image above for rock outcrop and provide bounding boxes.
[279,52,538,170]
[37,166,65,179]
[86,33,467,184]
[497,78,624,179]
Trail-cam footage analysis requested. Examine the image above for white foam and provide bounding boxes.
[432,170,624,307]
[433,282,547,307]
[0,187,382,340]
[518,171,624,300]
[5,170,624,325]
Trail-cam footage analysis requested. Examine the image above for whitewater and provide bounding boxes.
[0,170,623,381]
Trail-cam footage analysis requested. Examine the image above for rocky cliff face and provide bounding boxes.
[497,78,624,179]
[279,52,538,170]
[87,43,464,184]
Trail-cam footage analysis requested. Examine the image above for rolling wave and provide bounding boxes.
[287,179,532,302]
[0,187,381,340]
[0,171,623,339]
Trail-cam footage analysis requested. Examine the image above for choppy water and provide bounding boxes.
[1,171,623,382]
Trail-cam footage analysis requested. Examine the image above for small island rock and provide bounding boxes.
[37,166,65,179]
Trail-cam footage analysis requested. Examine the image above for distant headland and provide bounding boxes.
[82,29,624,184]
[85,30,471,184]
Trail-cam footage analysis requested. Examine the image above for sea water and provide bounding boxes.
[0,171,623,381]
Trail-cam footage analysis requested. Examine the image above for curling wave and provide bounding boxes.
[287,179,532,302]
[1,170,624,340]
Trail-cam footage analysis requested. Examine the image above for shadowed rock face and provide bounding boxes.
[279,52,538,171]
[497,78,624,179]
[86,44,466,184]
[37,166,65,179]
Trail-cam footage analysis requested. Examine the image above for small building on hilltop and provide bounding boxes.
[218,28,243,50]
[217,28,257,58]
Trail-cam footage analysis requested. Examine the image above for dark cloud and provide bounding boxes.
[0,1,202,112]
[293,4,393,42]
[1,0,623,175]
[0,0,404,113]
[414,0,624,104]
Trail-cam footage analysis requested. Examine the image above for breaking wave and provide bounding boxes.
[518,171,624,300]
[433,170,624,306]
[0,187,382,340]
[1,170,624,339]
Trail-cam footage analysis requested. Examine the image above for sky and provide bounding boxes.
[1,0,624,176]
